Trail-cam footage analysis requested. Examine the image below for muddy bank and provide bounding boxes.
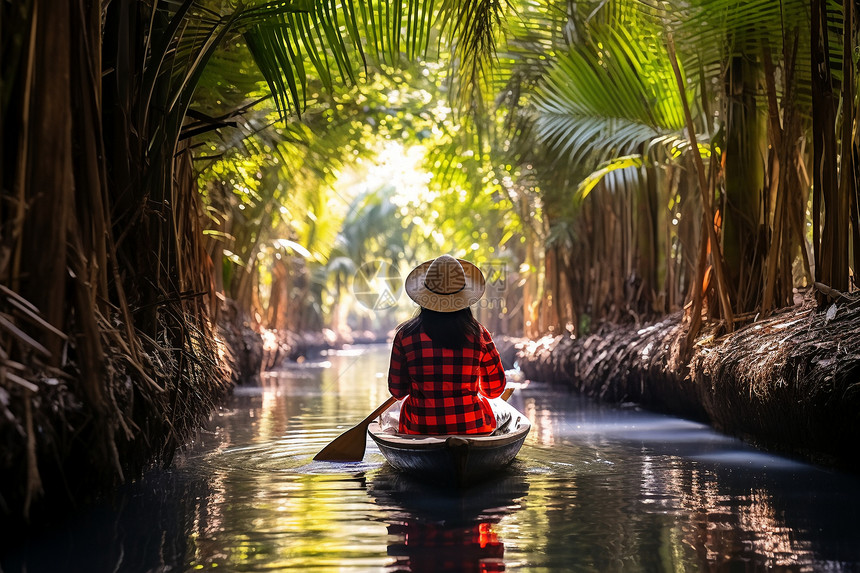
[217,296,387,377]
[261,328,386,370]
[499,292,860,472]
[0,302,231,529]
[217,299,263,385]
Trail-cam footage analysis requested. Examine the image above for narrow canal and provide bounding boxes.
[3,346,860,572]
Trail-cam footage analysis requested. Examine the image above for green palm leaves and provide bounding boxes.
[242,0,508,117]
[244,0,360,116]
[531,0,810,178]
[534,23,685,166]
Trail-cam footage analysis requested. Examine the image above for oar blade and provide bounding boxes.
[314,396,397,462]
[313,425,368,462]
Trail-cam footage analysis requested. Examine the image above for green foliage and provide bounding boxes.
[188,0,829,333]
[576,154,643,201]
[242,0,507,118]
[534,19,687,165]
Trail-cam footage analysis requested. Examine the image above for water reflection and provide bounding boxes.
[3,346,860,572]
[513,385,860,571]
[368,466,528,572]
[0,463,208,572]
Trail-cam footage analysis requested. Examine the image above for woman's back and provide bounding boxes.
[388,318,505,434]
[388,255,506,435]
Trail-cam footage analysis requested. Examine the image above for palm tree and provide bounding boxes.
[0,0,507,520]
[500,0,823,338]
[525,3,696,332]
[812,0,858,294]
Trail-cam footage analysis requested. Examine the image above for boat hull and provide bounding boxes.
[368,399,530,487]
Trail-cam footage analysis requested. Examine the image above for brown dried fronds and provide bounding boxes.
[511,289,860,471]
[0,286,232,524]
[695,290,860,458]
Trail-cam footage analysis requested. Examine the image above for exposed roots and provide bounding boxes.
[504,290,860,472]
[0,291,231,524]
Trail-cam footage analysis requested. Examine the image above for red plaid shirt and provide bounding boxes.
[388,323,506,435]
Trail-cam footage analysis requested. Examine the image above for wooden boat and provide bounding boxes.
[368,398,531,487]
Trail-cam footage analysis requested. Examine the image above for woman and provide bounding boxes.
[388,254,506,435]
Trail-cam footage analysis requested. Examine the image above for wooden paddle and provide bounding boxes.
[313,386,517,462]
[313,396,398,462]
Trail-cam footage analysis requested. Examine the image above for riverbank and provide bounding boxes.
[260,327,386,371]
[0,296,232,529]
[217,298,388,380]
[0,295,344,529]
[3,289,855,529]
[497,290,860,472]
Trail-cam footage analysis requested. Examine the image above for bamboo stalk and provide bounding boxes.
[667,34,734,333]
[812,0,840,291]
[23,398,43,519]
[761,42,785,314]
[9,0,38,291]
[22,0,74,361]
[840,0,856,290]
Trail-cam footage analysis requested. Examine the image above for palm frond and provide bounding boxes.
[575,154,642,200]
[238,0,508,120]
[533,22,685,163]
[242,2,362,117]
[666,0,813,110]
[438,0,508,113]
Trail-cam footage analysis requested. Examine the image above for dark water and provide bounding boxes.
[3,345,860,572]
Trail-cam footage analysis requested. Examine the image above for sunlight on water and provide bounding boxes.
[3,345,860,572]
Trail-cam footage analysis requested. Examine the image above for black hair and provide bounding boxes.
[399,307,481,349]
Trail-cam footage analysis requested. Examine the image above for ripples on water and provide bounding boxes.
[3,346,860,572]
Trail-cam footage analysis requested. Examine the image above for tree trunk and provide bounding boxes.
[19,0,73,363]
[811,0,845,292]
[637,163,659,315]
[722,52,765,314]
